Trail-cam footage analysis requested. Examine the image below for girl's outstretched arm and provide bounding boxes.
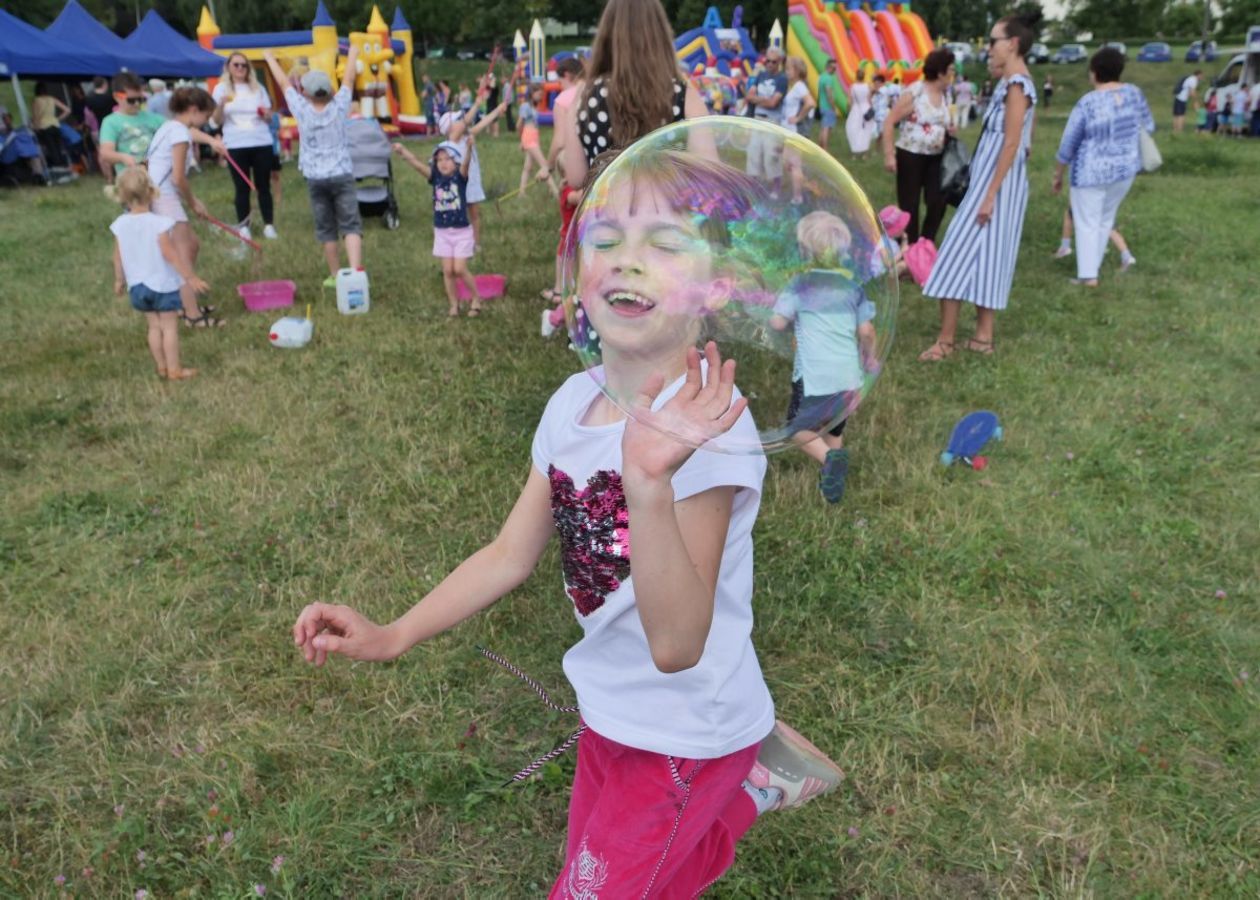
[391,142,430,177]
[460,135,473,178]
[293,467,555,666]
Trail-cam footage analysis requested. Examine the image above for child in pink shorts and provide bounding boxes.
[393,137,482,317]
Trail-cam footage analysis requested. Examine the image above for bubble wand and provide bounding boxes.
[224,151,258,193]
[197,209,262,251]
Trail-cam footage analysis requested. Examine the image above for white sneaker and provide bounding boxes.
[540,309,556,338]
[1053,244,1072,258]
[263,224,278,240]
[238,225,252,241]
[746,720,845,812]
[1119,253,1136,272]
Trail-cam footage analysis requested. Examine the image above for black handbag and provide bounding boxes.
[940,136,972,207]
[863,107,875,122]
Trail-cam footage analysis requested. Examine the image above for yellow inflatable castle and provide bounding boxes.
[197,1,423,132]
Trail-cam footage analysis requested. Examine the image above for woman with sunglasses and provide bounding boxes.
[917,16,1037,360]
[212,53,278,241]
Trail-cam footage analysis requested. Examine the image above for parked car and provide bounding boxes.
[1186,40,1219,62]
[1029,42,1050,64]
[455,49,478,61]
[1104,41,1128,56]
[1052,44,1088,64]
[1137,42,1172,62]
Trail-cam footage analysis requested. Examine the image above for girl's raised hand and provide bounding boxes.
[292,602,398,667]
[621,342,747,486]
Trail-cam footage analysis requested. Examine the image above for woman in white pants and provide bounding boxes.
[1052,46,1153,286]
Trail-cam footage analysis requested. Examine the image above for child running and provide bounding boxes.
[263,46,363,288]
[110,166,209,380]
[144,87,221,328]
[291,149,844,895]
[518,84,559,198]
[392,138,483,318]
[1053,207,1135,272]
[771,211,878,504]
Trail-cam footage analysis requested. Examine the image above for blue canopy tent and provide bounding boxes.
[45,0,168,77]
[121,10,224,77]
[0,7,116,125]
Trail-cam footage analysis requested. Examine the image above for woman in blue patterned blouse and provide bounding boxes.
[1052,47,1154,287]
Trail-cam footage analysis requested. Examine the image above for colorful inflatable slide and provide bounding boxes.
[786,1,931,109]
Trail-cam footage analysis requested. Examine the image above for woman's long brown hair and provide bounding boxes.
[582,0,682,149]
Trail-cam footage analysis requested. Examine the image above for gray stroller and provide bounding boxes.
[347,118,400,230]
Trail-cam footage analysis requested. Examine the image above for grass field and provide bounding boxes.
[2,58,1259,898]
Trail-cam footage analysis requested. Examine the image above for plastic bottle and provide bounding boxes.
[335,268,370,315]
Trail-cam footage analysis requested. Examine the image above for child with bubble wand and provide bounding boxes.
[291,147,844,895]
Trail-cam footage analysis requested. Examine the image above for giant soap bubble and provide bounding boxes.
[560,117,897,455]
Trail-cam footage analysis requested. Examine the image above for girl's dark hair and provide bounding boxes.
[996,15,1036,57]
[583,0,681,149]
[923,48,955,81]
[169,86,216,115]
[556,56,585,79]
[34,82,50,96]
[1090,47,1125,83]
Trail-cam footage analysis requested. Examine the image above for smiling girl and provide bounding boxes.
[290,148,843,895]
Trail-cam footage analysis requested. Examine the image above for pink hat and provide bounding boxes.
[904,237,937,287]
[879,205,911,240]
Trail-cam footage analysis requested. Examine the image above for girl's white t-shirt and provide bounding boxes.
[531,369,775,759]
[145,120,192,198]
[782,80,812,132]
[212,81,273,150]
[109,212,183,293]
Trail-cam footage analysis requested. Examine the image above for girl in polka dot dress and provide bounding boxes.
[561,0,704,188]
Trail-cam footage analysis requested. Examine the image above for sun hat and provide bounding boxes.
[434,140,463,163]
[437,109,465,136]
[879,205,911,239]
[904,237,937,287]
[301,70,333,99]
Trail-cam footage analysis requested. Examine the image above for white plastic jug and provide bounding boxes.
[335,268,369,315]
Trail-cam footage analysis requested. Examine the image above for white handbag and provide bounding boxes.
[1139,130,1162,173]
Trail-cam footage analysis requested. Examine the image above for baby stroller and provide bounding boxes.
[347,118,399,230]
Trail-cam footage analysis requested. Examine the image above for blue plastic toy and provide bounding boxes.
[941,410,1003,469]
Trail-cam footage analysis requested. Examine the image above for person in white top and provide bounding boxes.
[213,53,279,240]
[781,56,817,203]
[291,149,844,895]
[145,87,222,328]
[1173,68,1200,134]
[109,166,209,380]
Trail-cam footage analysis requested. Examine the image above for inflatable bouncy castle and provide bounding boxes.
[197,2,424,132]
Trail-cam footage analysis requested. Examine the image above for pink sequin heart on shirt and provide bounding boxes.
[548,465,631,616]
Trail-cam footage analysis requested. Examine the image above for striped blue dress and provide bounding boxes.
[923,74,1037,310]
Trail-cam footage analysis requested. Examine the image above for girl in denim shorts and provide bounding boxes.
[109,167,210,380]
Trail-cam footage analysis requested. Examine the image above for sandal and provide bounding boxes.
[198,304,218,316]
[181,312,225,329]
[539,288,560,303]
[165,368,199,381]
[918,340,954,362]
[963,338,995,355]
[467,303,482,318]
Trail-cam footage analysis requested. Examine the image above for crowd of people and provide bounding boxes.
[5,0,1209,892]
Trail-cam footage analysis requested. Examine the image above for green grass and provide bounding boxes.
[2,61,1258,897]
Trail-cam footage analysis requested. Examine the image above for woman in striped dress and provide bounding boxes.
[919,16,1037,360]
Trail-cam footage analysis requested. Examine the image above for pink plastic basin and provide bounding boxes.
[455,274,508,301]
[238,280,296,312]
